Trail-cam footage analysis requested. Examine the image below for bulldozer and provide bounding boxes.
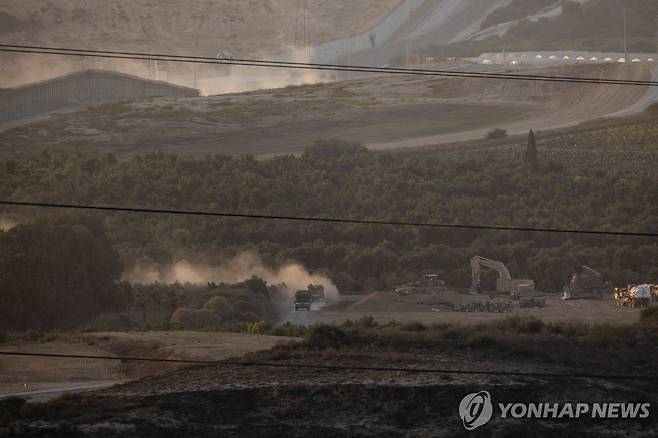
[561,266,611,300]
[394,274,446,296]
[469,255,536,298]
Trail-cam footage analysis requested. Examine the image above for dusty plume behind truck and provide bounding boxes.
[122,251,339,300]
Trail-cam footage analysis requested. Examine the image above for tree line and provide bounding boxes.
[0,138,656,305]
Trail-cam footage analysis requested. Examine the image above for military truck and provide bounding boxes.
[307,284,325,302]
[294,290,312,311]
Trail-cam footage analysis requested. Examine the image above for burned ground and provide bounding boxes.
[3,318,657,437]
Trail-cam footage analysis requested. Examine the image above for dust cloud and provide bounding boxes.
[199,46,327,96]
[3,46,328,96]
[0,217,17,231]
[123,251,339,299]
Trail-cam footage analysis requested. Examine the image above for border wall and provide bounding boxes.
[277,0,426,64]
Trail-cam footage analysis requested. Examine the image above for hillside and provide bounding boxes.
[1,117,657,293]
[0,63,651,158]
[0,0,402,87]
[437,0,658,58]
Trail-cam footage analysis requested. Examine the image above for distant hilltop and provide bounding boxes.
[0,70,198,123]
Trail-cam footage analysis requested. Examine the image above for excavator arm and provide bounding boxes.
[469,256,512,294]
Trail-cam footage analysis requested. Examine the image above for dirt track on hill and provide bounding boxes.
[0,332,294,401]
[1,63,651,159]
[369,63,656,150]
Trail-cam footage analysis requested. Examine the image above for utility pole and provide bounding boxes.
[303,0,310,63]
[191,12,205,90]
[142,3,154,79]
[501,46,510,65]
[623,9,628,62]
[406,44,410,66]
[293,0,310,63]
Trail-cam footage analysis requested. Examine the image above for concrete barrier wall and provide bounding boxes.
[277,0,425,64]
[310,0,425,63]
[0,70,198,123]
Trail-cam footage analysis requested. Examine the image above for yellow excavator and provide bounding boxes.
[469,255,535,298]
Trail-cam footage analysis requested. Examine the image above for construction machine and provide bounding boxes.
[614,285,652,308]
[631,285,652,308]
[469,256,535,298]
[453,299,513,313]
[394,274,446,296]
[614,287,631,306]
[561,266,611,300]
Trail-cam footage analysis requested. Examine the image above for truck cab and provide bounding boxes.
[294,290,312,311]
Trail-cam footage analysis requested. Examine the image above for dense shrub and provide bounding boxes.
[0,218,124,331]
[1,135,656,296]
[640,306,658,323]
[485,128,508,140]
[305,325,353,350]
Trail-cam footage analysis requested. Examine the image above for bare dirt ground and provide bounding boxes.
[0,331,294,401]
[0,0,403,87]
[3,321,656,437]
[286,290,644,327]
[3,63,648,160]
[2,296,656,436]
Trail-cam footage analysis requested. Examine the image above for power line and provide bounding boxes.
[1,200,657,238]
[2,44,658,87]
[1,351,655,381]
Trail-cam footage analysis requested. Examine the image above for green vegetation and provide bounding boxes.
[125,278,280,330]
[0,217,286,331]
[248,316,657,374]
[1,128,657,296]
[0,217,125,331]
[485,128,508,140]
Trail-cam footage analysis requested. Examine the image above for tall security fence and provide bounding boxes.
[0,70,199,123]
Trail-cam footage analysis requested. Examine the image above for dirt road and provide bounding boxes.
[280,291,644,326]
[2,63,651,159]
[0,331,295,400]
[369,63,658,151]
